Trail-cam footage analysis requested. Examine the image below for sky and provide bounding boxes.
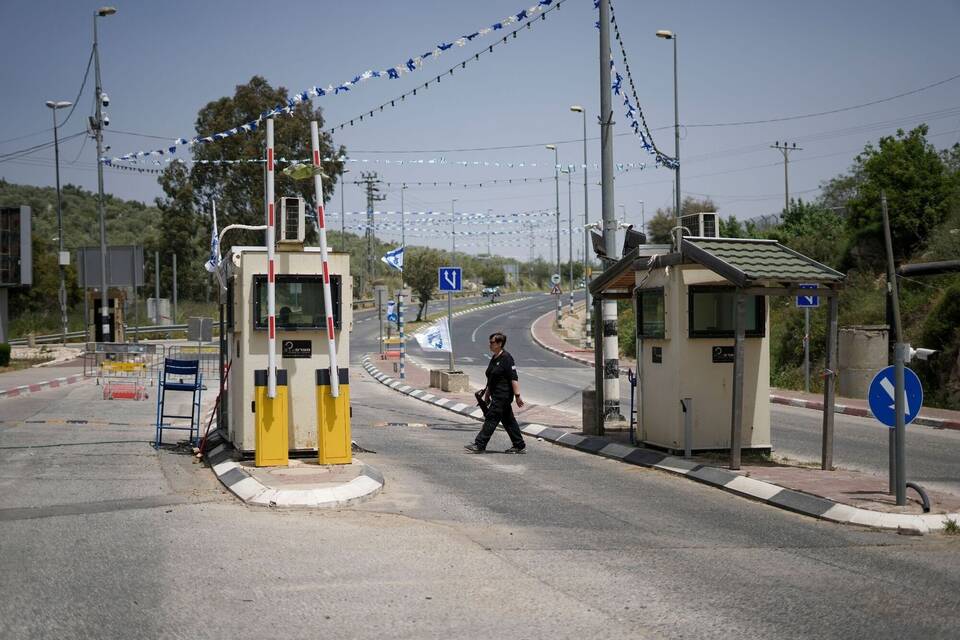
[2,0,959,262]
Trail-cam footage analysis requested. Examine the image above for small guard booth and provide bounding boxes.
[590,237,845,469]
[223,244,352,462]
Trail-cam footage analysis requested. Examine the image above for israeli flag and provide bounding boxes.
[204,202,220,273]
[381,246,404,271]
[414,316,452,353]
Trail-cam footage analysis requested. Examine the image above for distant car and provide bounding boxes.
[482,286,500,299]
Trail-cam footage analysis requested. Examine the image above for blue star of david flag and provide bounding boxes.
[381,246,404,271]
[204,203,220,273]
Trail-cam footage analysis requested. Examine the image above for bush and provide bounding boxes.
[0,343,10,367]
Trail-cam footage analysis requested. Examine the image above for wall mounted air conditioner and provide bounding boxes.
[279,196,305,244]
[680,212,720,238]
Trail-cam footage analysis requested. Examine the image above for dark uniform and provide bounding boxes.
[474,349,525,451]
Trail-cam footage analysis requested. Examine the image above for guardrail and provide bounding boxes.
[8,290,521,345]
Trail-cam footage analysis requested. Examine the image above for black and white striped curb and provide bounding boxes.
[530,310,960,433]
[203,431,384,508]
[361,357,959,534]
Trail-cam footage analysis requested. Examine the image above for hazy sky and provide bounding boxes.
[2,0,959,261]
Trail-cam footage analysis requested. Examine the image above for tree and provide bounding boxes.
[480,265,506,288]
[404,247,443,321]
[720,215,744,238]
[160,76,346,254]
[155,162,204,301]
[771,198,845,266]
[843,125,957,265]
[646,196,719,243]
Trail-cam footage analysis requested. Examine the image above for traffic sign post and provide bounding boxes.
[869,362,924,503]
[438,267,462,371]
[551,273,562,325]
[797,284,818,393]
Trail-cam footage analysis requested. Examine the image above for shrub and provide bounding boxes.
[0,343,10,367]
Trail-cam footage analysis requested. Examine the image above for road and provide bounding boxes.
[2,355,959,638]
[355,292,960,495]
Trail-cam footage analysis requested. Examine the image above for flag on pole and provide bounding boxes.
[204,202,220,273]
[381,246,404,271]
[414,316,452,352]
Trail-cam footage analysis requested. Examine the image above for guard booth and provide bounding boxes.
[223,238,352,459]
[589,236,844,469]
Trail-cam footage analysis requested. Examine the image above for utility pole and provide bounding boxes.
[598,0,622,421]
[360,172,385,298]
[93,6,117,342]
[771,142,803,216]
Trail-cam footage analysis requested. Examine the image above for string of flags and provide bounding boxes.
[605,0,678,169]
[355,225,581,236]
[106,0,567,164]
[327,209,555,220]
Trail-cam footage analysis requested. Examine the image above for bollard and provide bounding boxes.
[682,397,693,458]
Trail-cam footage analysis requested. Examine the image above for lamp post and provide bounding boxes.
[570,105,591,347]
[563,167,574,317]
[451,198,457,261]
[546,144,561,324]
[339,169,349,252]
[46,100,72,344]
[486,208,492,257]
[638,200,645,233]
[656,29,681,246]
[94,6,116,342]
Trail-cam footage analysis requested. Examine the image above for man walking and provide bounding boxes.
[465,332,526,454]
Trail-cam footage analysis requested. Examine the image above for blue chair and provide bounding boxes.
[154,358,203,446]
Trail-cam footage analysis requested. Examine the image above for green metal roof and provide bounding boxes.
[682,238,845,287]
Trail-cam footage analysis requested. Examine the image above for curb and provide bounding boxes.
[529,309,960,433]
[203,431,384,509]
[0,374,87,399]
[361,356,959,533]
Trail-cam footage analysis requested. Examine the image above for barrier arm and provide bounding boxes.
[310,121,340,398]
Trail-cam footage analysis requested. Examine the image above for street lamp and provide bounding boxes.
[46,100,72,344]
[570,105,591,347]
[561,166,574,317]
[94,6,117,342]
[339,168,349,252]
[638,200,645,233]
[656,29,681,247]
[546,144,561,324]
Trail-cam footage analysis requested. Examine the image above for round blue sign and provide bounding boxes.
[867,365,924,428]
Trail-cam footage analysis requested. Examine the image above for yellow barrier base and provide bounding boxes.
[255,369,289,467]
[316,368,352,465]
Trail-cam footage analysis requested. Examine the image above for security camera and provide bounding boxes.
[908,346,937,362]
[102,113,110,127]
[101,92,110,107]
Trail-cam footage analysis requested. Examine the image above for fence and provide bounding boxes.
[83,342,165,399]
[165,344,221,381]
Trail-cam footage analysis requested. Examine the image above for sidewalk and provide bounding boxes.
[0,360,88,399]
[530,305,960,431]
[362,343,960,534]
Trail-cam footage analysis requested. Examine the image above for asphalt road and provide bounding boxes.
[353,292,960,495]
[2,365,959,639]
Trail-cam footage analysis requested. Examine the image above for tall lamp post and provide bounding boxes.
[338,168,349,252]
[46,100,72,344]
[94,6,116,342]
[546,144,561,324]
[656,29,681,246]
[562,167,574,317]
[570,105,591,347]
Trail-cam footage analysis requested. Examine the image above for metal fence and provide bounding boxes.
[165,344,221,381]
[83,342,165,390]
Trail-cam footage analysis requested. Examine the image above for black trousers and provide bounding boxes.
[475,396,525,450]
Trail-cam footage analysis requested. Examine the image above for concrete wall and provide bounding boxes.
[838,325,888,398]
[227,248,352,454]
[638,265,770,452]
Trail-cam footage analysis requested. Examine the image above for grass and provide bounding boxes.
[945,518,960,535]
[0,357,54,373]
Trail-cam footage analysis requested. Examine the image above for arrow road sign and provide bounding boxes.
[796,283,819,308]
[438,267,462,292]
[867,365,924,428]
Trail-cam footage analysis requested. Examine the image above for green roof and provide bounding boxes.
[682,238,845,287]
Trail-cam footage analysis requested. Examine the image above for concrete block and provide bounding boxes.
[439,370,469,393]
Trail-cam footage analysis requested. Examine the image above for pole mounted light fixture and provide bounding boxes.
[97,6,117,16]
[655,29,674,39]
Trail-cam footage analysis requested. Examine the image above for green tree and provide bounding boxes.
[772,198,845,266]
[720,215,744,238]
[480,265,506,288]
[404,247,443,321]
[162,76,346,253]
[155,162,205,302]
[843,125,958,266]
[645,208,674,244]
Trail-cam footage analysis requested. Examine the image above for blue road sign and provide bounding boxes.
[868,365,924,428]
[796,283,819,308]
[438,267,462,292]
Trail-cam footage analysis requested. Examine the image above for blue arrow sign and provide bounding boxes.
[438,267,462,292]
[867,365,924,428]
[796,283,819,308]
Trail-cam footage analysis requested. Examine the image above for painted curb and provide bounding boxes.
[203,432,384,509]
[0,374,88,399]
[362,356,959,533]
[529,308,960,433]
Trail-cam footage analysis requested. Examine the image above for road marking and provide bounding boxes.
[470,299,551,342]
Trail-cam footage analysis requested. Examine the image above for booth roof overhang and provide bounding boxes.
[589,236,846,300]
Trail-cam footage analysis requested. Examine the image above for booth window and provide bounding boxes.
[253,274,341,331]
[636,288,665,338]
[688,286,764,337]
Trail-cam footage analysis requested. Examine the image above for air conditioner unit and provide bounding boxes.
[680,212,720,238]
[279,197,305,244]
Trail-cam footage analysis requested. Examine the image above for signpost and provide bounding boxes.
[796,283,819,392]
[438,267,462,371]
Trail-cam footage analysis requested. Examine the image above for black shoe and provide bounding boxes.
[464,443,485,453]
[504,446,526,454]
